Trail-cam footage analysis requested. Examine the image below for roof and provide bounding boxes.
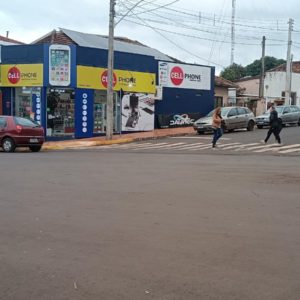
[215,76,240,88]
[0,35,24,45]
[267,61,300,73]
[32,28,173,62]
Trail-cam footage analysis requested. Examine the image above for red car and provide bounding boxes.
[0,116,45,152]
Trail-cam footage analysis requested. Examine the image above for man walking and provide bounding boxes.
[261,104,282,145]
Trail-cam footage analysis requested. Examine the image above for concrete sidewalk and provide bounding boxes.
[43,127,196,150]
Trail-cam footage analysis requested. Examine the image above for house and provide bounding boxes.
[214,76,241,107]
[235,62,300,116]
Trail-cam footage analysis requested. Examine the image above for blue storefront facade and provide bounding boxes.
[0,42,215,140]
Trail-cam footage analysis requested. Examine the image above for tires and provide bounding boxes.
[29,145,42,152]
[257,125,263,129]
[2,137,16,153]
[247,120,255,131]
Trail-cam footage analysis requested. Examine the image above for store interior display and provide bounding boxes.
[47,89,75,136]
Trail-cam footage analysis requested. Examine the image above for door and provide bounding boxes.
[226,108,239,129]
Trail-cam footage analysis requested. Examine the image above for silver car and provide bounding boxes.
[256,105,300,129]
[193,106,256,134]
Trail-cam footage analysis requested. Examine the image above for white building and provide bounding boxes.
[264,61,300,107]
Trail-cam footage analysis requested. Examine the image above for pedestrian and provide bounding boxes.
[212,107,223,148]
[261,104,282,145]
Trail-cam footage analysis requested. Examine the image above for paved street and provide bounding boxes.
[1,142,300,299]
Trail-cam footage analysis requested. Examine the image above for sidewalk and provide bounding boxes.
[43,127,196,150]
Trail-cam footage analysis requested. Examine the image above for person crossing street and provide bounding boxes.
[212,107,223,148]
[261,104,282,145]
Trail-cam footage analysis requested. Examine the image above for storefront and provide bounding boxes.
[0,44,156,140]
[0,42,214,139]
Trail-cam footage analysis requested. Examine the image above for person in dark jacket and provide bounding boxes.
[262,105,282,145]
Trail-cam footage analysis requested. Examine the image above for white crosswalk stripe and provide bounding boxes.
[93,141,300,154]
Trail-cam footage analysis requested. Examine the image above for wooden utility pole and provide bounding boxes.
[259,36,266,99]
[106,0,116,140]
[285,18,293,105]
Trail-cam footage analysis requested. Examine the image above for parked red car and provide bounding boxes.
[0,116,45,152]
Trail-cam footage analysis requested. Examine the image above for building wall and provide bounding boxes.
[215,86,230,106]
[237,77,259,96]
[264,71,300,106]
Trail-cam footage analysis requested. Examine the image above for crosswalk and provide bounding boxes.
[91,141,300,154]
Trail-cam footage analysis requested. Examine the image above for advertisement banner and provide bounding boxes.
[75,89,94,138]
[156,112,201,128]
[31,89,42,125]
[0,64,43,87]
[122,93,155,131]
[77,66,156,94]
[158,61,211,90]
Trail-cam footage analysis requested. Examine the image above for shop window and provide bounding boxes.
[46,88,75,137]
[15,87,41,119]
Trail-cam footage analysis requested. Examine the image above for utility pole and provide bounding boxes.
[106,0,116,140]
[230,0,236,65]
[285,18,294,105]
[259,36,266,99]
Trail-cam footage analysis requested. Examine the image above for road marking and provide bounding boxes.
[91,140,300,155]
[170,136,231,140]
[132,142,185,150]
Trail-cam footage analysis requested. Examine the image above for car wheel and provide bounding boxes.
[257,125,263,129]
[247,120,255,131]
[2,137,16,153]
[29,145,42,152]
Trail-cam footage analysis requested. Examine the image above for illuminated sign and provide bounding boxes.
[0,64,43,87]
[77,66,156,94]
[158,61,211,90]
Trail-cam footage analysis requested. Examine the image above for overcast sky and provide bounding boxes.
[1,0,300,74]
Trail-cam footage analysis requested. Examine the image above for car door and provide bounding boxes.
[290,106,300,123]
[281,106,291,124]
[226,108,239,129]
[237,107,248,129]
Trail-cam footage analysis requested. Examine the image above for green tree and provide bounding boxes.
[245,56,286,77]
[219,63,246,81]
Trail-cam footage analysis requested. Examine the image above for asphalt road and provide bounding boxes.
[0,149,300,300]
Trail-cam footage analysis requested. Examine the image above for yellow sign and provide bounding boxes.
[0,64,43,87]
[77,66,156,93]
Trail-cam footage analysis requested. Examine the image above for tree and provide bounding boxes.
[245,56,286,77]
[219,63,246,81]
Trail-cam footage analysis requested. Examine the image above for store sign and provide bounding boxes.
[77,66,156,94]
[0,64,43,87]
[158,61,211,90]
[75,89,93,138]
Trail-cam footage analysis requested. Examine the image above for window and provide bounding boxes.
[291,106,300,112]
[0,117,7,128]
[227,108,237,117]
[237,107,247,115]
[283,107,290,114]
[14,117,39,127]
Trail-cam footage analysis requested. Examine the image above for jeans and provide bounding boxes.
[212,128,223,146]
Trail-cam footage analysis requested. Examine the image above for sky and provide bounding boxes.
[1,0,300,74]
